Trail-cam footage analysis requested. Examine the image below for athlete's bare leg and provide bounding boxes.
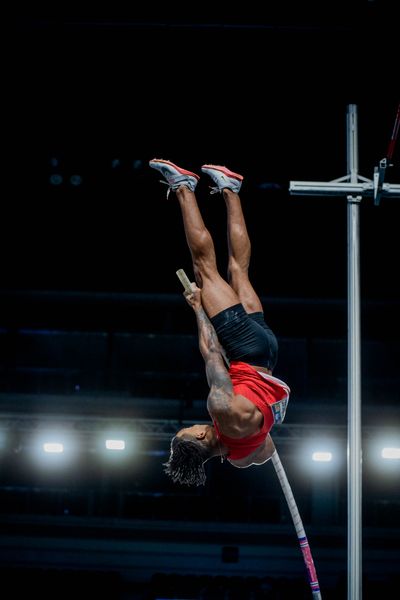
[223,188,263,314]
[175,186,239,318]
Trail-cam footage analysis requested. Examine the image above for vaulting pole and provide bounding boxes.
[176,268,193,294]
[271,450,322,599]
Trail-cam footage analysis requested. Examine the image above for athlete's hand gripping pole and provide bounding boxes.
[176,268,229,367]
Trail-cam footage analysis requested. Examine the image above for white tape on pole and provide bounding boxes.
[176,268,193,294]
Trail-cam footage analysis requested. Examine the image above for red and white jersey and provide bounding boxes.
[213,361,290,460]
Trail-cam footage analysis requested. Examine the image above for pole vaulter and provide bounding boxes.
[177,268,322,599]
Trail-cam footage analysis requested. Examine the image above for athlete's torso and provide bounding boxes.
[211,361,290,466]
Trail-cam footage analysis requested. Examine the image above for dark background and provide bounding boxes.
[1,4,399,599]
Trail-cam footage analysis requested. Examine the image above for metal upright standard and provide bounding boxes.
[289,104,400,600]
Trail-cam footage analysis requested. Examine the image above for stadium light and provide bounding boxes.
[312,451,333,462]
[43,442,64,454]
[381,447,400,460]
[105,439,126,451]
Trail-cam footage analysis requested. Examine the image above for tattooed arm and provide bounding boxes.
[184,284,233,415]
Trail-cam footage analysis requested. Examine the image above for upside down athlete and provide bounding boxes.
[149,159,290,486]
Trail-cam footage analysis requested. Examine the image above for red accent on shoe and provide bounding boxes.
[150,159,200,180]
[201,164,243,181]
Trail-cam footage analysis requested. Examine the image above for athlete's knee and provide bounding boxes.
[227,263,250,289]
[228,258,249,278]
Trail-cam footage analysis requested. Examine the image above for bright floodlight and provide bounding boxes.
[300,439,340,474]
[105,439,125,451]
[381,447,400,459]
[312,451,333,462]
[368,435,400,471]
[32,429,78,468]
[43,442,64,454]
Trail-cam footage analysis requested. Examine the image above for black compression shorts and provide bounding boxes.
[210,303,278,370]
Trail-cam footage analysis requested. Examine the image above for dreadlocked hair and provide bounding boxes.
[163,436,210,487]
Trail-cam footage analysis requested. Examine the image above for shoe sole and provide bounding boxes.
[201,164,243,182]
